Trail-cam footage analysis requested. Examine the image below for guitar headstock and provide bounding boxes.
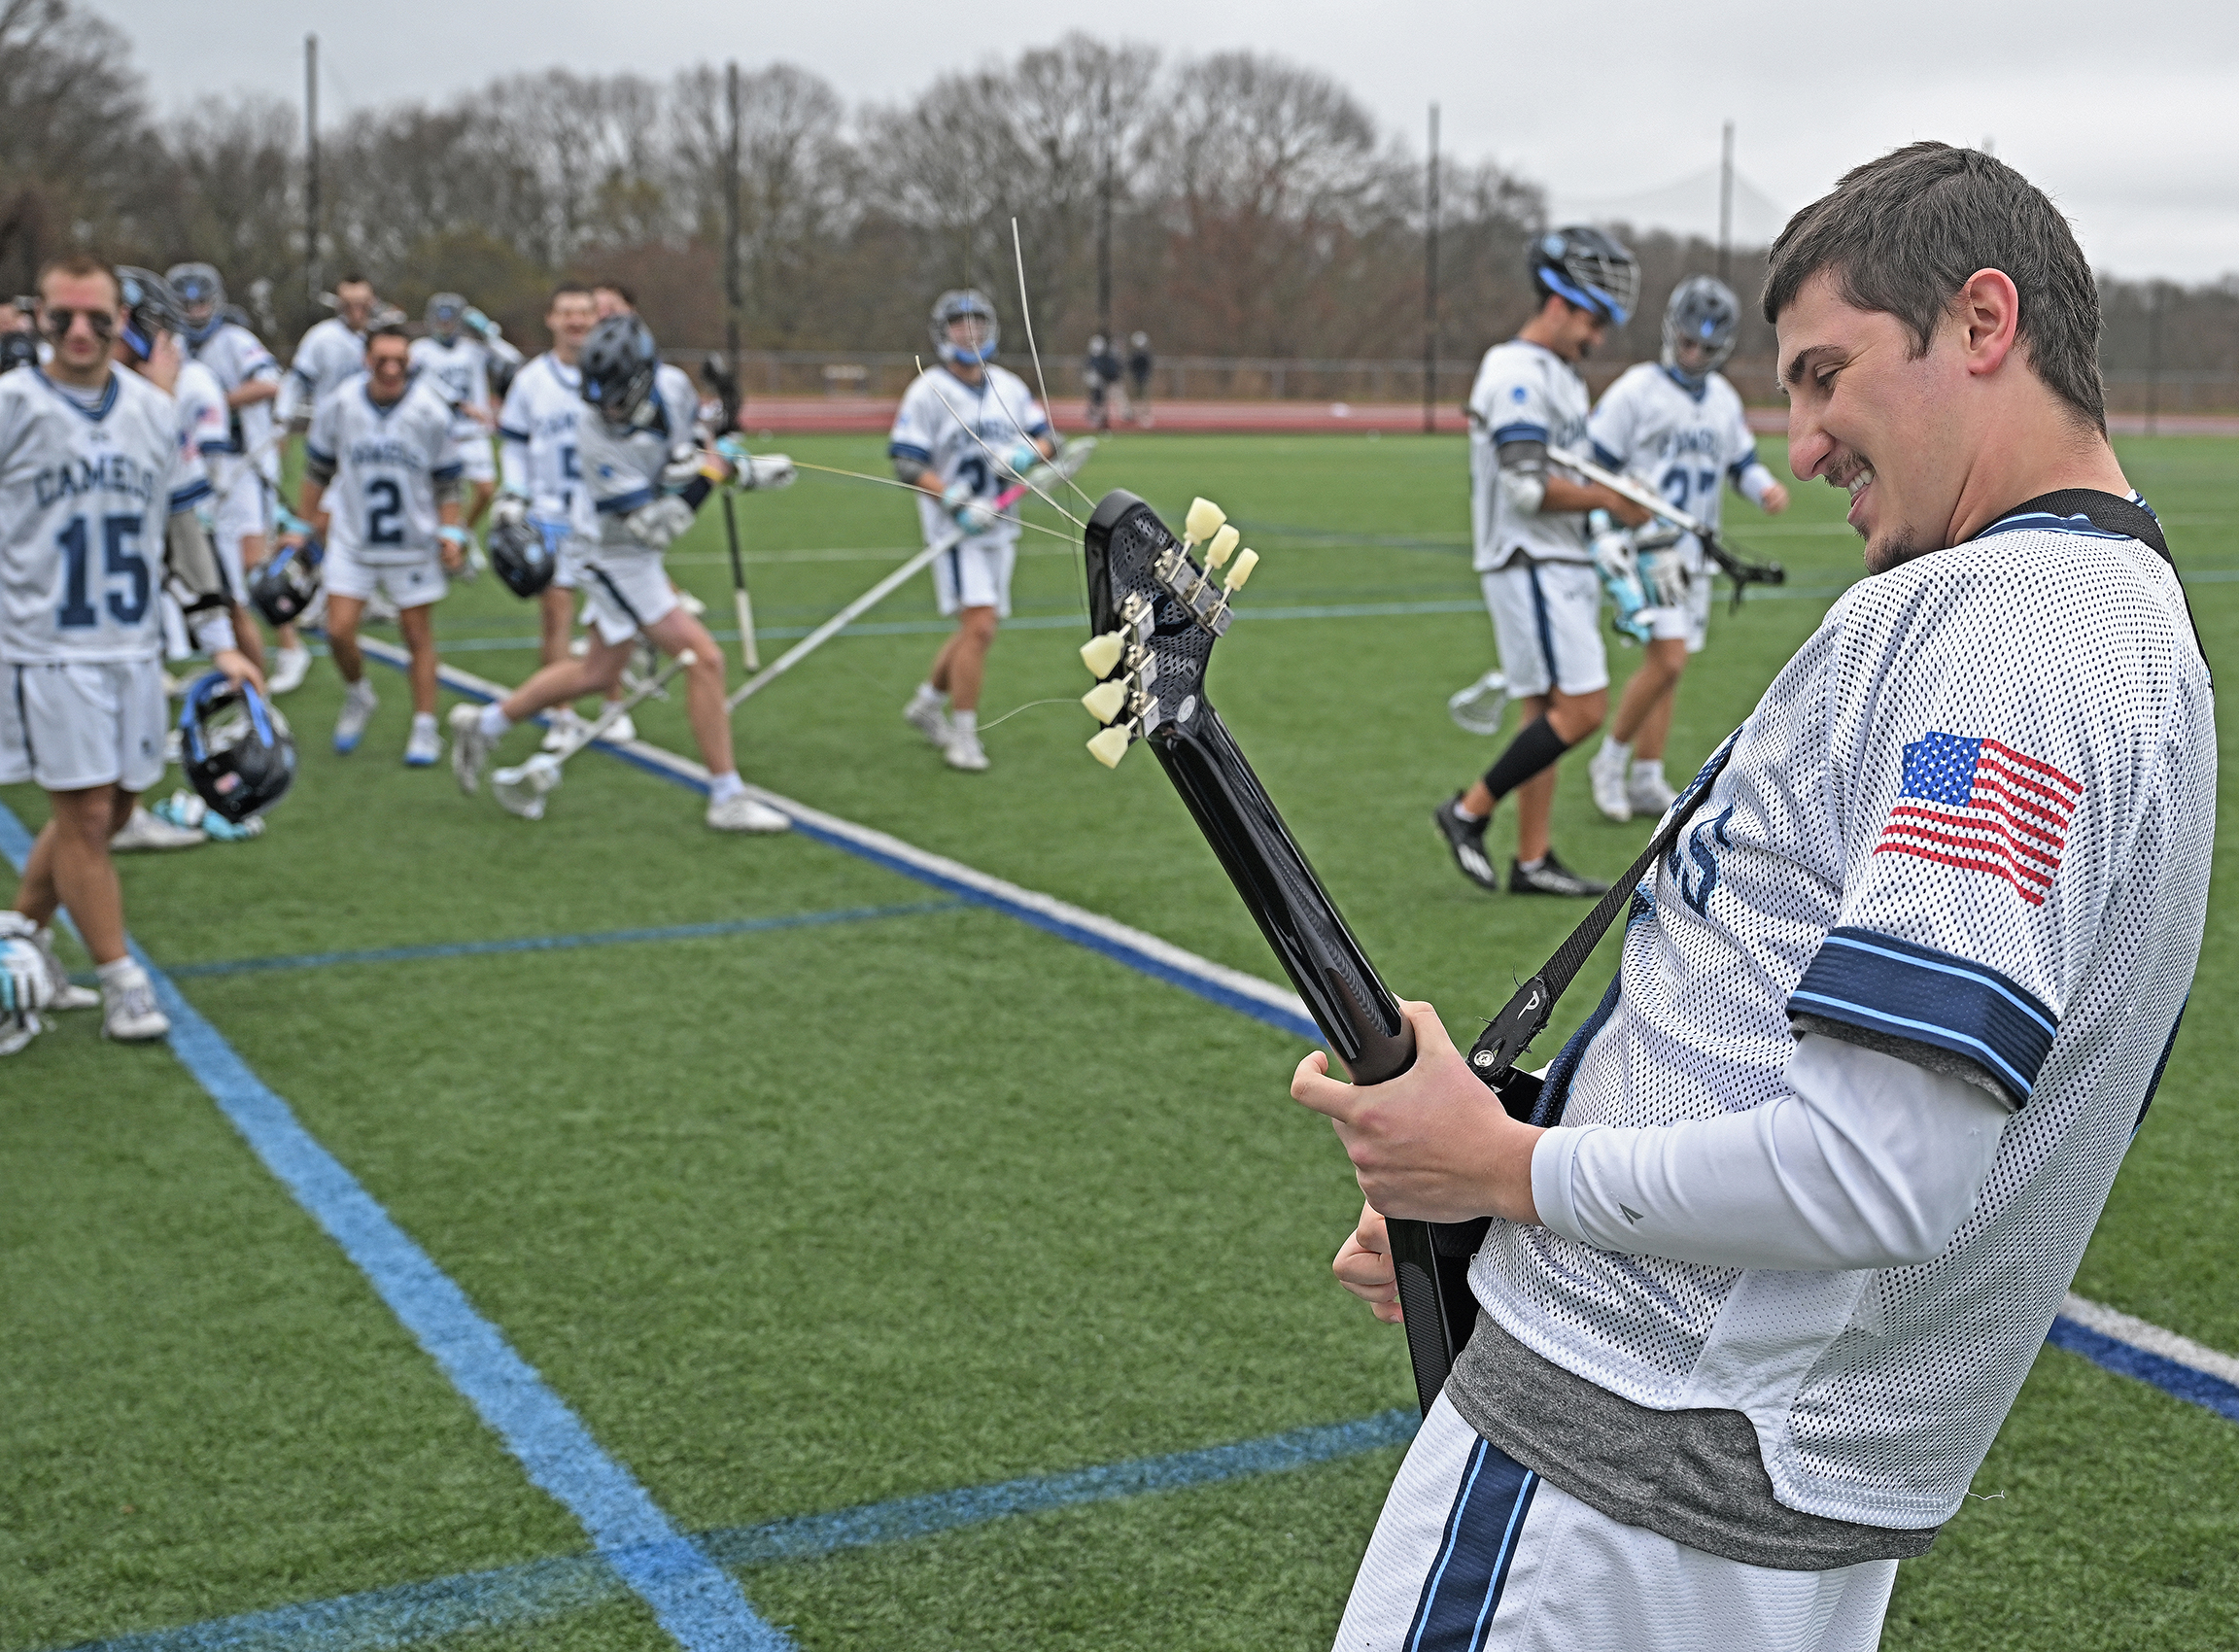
[1078,490,1259,767]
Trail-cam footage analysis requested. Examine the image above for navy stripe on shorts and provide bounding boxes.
[1402,1436,1539,1651]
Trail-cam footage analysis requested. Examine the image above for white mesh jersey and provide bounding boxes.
[1466,339,1594,571]
[409,334,497,440]
[173,360,229,509]
[497,353,594,541]
[886,364,1049,551]
[1469,511,2214,1529]
[1586,363,1768,570]
[279,318,366,425]
[186,321,281,481]
[0,366,196,664]
[305,374,464,564]
[579,363,704,559]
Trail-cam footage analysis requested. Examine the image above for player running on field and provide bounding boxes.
[1303,143,2212,1652]
[1434,227,1652,897]
[0,255,260,1052]
[410,293,521,536]
[170,263,302,691]
[894,290,1056,774]
[450,314,796,833]
[283,324,467,765]
[277,273,378,431]
[1584,276,1791,821]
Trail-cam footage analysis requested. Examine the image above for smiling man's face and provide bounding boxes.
[1777,269,1974,573]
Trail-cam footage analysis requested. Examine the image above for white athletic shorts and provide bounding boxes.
[1336,1396,1898,1652]
[578,554,678,646]
[551,534,587,593]
[453,434,497,487]
[325,540,449,610]
[0,658,168,795]
[211,463,273,597]
[1481,559,1608,699]
[933,534,1018,618]
[1639,541,1712,653]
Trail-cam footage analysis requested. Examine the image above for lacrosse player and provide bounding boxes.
[283,324,466,765]
[1,256,261,1050]
[892,290,1055,773]
[276,273,377,430]
[171,264,303,691]
[1301,144,2212,1652]
[450,314,795,833]
[1584,277,1790,822]
[410,293,520,534]
[1433,227,1651,897]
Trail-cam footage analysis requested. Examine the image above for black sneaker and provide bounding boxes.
[1509,848,1609,897]
[1434,795,1502,893]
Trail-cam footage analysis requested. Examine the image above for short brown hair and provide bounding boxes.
[549,281,593,307]
[593,279,637,307]
[37,254,119,302]
[365,323,410,351]
[1762,142,2105,432]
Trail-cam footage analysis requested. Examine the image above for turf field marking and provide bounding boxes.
[52,1410,1419,1652]
[166,899,963,979]
[0,809,791,1652]
[2053,1293,2239,1422]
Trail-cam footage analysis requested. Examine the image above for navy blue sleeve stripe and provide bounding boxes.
[499,426,532,443]
[888,441,932,463]
[1024,422,1051,438]
[1727,456,1760,484]
[169,479,214,512]
[1789,926,2056,1101]
[1591,440,1625,470]
[431,463,465,482]
[1491,422,1549,446]
[596,485,658,515]
[305,444,335,465]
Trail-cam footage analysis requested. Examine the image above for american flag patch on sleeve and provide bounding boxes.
[1875,732,2080,906]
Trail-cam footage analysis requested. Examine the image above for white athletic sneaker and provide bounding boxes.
[1588,743,1633,823]
[449,705,499,793]
[266,645,312,696]
[540,708,586,753]
[601,711,637,744]
[903,690,951,750]
[333,680,378,754]
[101,965,170,1043]
[1629,766,1678,818]
[706,794,791,833]
[403,715,443,768]
[944,730,990,773]
[162,727,183,768]
[110,806,205,852]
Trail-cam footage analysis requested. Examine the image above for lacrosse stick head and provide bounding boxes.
[1447,670,1510,737]
[491,753,562,820]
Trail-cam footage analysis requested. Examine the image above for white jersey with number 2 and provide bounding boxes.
[305,374,463,563]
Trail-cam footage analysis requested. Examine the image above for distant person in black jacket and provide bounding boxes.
[1126,331,1154,426]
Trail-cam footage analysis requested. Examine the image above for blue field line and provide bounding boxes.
[164,900,964,980]
[0,806,790,1652]
[2046,1315,2239,1424]
[53,1412,1419,1652]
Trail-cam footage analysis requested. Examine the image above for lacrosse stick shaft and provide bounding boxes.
[1549,445,1783,588]
[722,491,760,671]
[549,648,695,764]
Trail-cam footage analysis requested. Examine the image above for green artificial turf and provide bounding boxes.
[3,432,2232,1650]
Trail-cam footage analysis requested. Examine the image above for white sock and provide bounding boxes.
[706,771,745,805]
[1453,801,1487,824]
[1601,738,1633,766]
[96,957,144,991]
[950,707,978,736]
[910,681,946,708]
[478,704,512,739]
[411,711,436,734]
[344,676,374,702]
[1517,855,1545,873]
[1632,758,1666,783]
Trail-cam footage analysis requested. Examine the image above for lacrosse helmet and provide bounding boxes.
[0,331,36,376]
[930,289,999,366]
[116,267,183,363]
[166,263,225,342]
[488,515,559,598]
[180,672,296,823]
[249,538,323,627]
[579,314,661,426]
[1528,226,1638,327]
[1662,275,1740,387]
[426,292,468,340]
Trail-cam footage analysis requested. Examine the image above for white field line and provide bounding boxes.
[2063,1293,2239,1386]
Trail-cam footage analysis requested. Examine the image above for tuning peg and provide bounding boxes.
[1082,679,1128,722]
[1087,724,1133,768]
[1223,547,1259,592]
[1205,524,1240,569]
[1184,497,1226,547]
[1080,631,1125,677]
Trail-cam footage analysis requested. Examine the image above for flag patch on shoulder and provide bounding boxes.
[1876,732,2079,906]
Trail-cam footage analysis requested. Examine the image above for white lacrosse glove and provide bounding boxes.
[1589,521,1637,588]
[943,480,998,535]
[627,495,697,550]
[490,493,529,533]
[659,442,705,495]
[0,937,52,1015]
[1634,524,1690,606]
[715,436,795,491]
[1587,511,1652,644]
[463,307,502,342]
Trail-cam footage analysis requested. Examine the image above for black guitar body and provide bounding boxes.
[1085,490,1524,1417]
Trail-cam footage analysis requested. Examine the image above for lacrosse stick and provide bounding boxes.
[1549,446,1785,608]
[724,437,1095,712]
[722,490,759,671]
[492,649,696,820]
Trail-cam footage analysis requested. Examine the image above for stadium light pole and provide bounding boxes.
[2145,282,2165,438]
[304,33,321,308]
[1096,77,1114,345]
[1717,120,1734,288]
[1424,102,1440,435]
[723,60,743,431]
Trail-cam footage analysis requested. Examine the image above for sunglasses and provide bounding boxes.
[41,307,116,340]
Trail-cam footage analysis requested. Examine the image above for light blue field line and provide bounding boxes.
[163,900,964,980]
[0,805,790,1652]
[50,1411,1420,1652]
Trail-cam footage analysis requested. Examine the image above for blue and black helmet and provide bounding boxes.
[1662,275,1740,387]
[116,267,183,363]
[1527,226,1639,327]
[579,314,661,426]
[181,673,296,824]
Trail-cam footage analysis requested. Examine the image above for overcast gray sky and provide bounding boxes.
[104,0,2238,283]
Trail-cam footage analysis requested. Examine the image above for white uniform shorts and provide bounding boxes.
[1481,559,1608,699]
[551,534,587,592]
[1639,541,1712,653]
[453,434,498,486]
[325,540,449,610]
[1335,1395,1897,1652]
[211,463,274,598]
[578,555,678,646]
[934,534,1018,618]
[0,658,168,795]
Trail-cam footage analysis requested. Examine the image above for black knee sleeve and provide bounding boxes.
[1480,714,1574,804]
